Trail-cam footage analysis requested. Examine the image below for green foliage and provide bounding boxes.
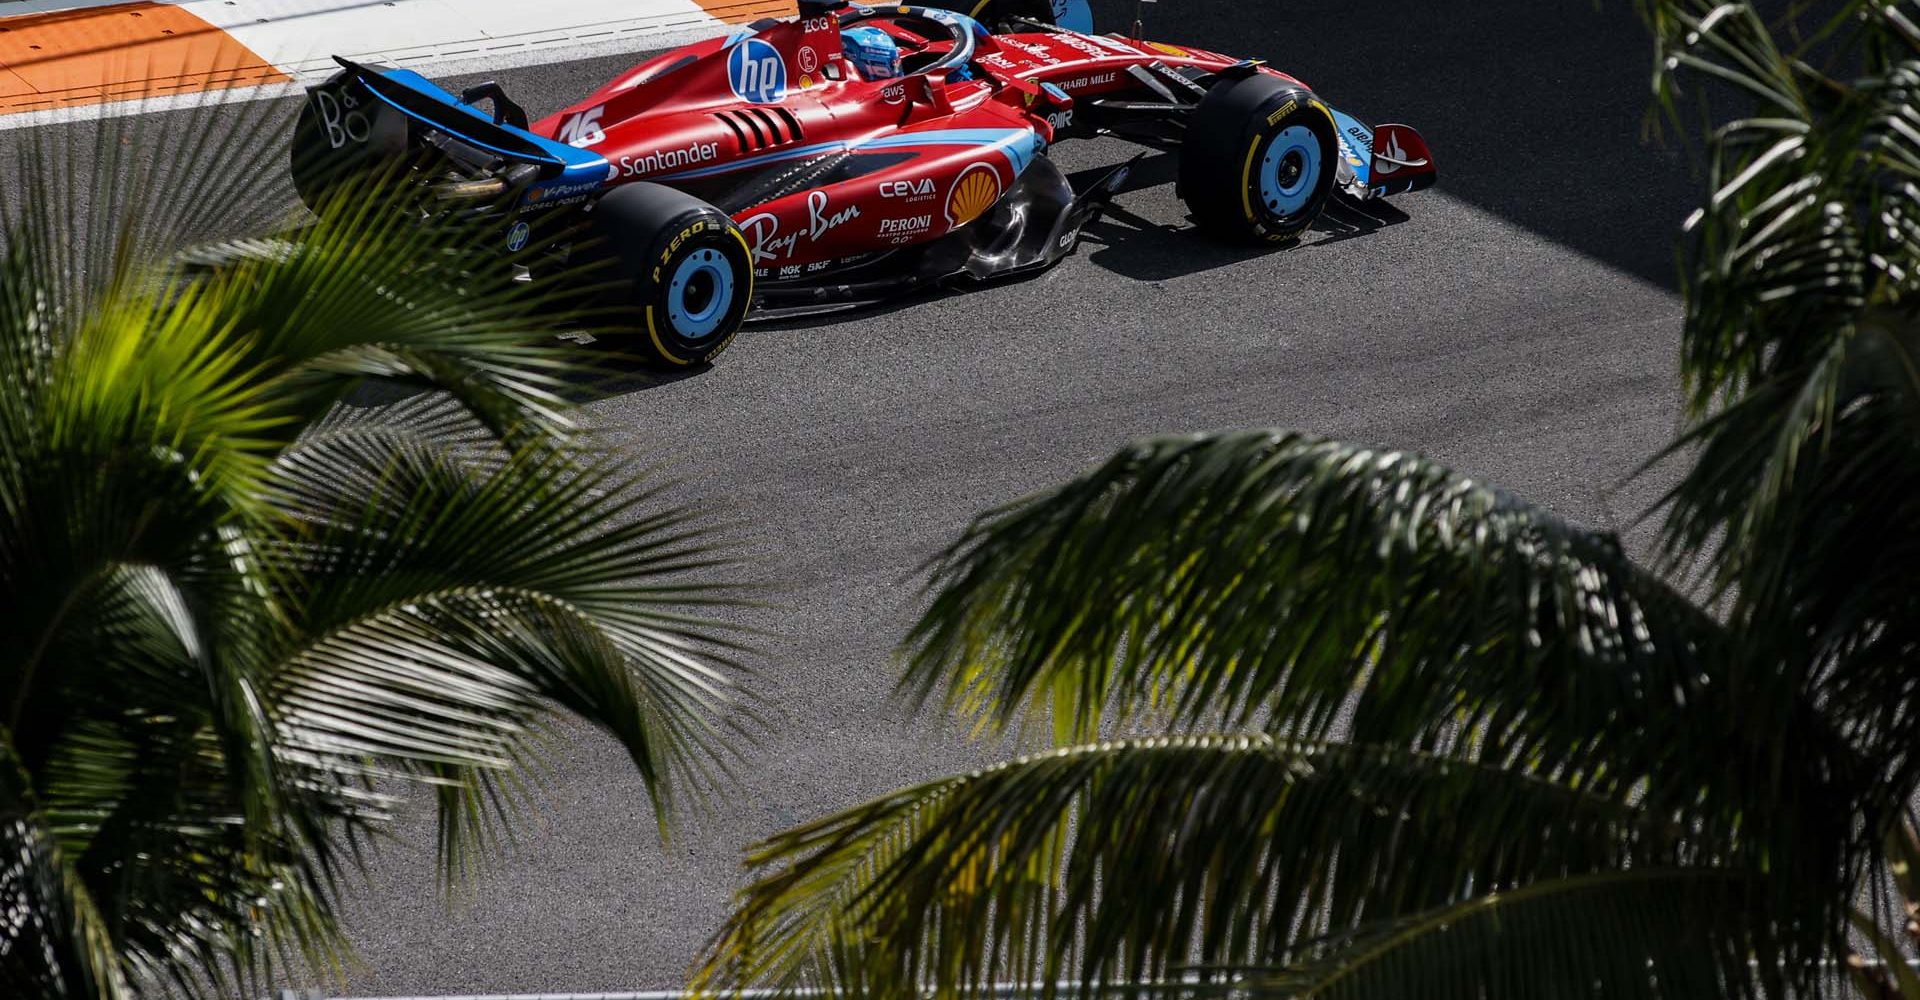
[699,2,1920,997]
[0,98,744,997]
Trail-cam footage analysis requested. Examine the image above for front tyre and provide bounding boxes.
[1178,74,1337,245]
[596,183,755,367]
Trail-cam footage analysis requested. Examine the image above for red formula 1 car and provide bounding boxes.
[291,0,1435,366]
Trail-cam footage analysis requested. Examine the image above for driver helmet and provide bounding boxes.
[841,24,903,81]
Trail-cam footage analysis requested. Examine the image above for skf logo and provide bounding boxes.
[728,38,787,104]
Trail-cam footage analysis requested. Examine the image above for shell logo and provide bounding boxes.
[945,163,1001,228]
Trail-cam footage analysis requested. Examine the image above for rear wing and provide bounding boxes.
[332,57,609,188]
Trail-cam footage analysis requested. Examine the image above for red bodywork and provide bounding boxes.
[529,15,1269,278]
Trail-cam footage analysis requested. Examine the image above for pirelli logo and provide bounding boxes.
[1266,99,1298,126]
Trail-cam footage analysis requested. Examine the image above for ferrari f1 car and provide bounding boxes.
[290,0,1436,366]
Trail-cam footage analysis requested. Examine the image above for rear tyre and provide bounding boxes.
[595,183,755,367]
[1177,74,1336,245]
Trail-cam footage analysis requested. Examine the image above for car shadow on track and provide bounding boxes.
[554,345,711,399]
[334,351,703,407]
[1066,152,1411,283]
[1080,0,1701,290]
[544,149,1419,399]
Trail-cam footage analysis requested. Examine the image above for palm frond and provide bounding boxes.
[698,735,1679,999]
[264,436,751,836]
[198,196,590,445]
[902,430,1724,777]
[0,737,130,1000]
[1249,869,1780,1000]
[0,84,753,995]
[1643,0,1920,805]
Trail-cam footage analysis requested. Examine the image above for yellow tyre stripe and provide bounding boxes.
[730,226,756,321]
[1239,134,1261,223]
[647,226,755,366]
[645,307,692,366]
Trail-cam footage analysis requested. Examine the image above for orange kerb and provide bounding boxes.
[0,2,289,114]
[692,0,797,24]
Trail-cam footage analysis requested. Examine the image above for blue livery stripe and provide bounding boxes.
[656,138,854,181]
[364,67,609,182]
[1328,106,1374,189]
[653,126,1041,182]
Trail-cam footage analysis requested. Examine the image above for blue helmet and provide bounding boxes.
[841,25,902,81]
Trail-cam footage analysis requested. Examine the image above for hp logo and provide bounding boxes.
[506,221,530,252]
[727,38,787,104]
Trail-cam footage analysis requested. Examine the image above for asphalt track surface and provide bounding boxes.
[3,0,1706,993]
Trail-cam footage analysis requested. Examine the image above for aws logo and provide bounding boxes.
[728,38,787,104]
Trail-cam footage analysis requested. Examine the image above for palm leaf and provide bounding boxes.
[0,737,130,1000]
[698,736,1680,1000]
[1642,0,1920,815]
[1,84,752,995]
[1248,869,1779,1000]
[902,431,1724,779]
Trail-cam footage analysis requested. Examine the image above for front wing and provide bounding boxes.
[1326,106,1437,200]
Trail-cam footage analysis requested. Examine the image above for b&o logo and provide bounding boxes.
[312,88,370,150]
[728,38,787,104]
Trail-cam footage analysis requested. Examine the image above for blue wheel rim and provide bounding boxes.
[666,248,733,339]
[1258,124,1321,218]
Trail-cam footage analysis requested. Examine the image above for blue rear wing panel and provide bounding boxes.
[339,58,610,188]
